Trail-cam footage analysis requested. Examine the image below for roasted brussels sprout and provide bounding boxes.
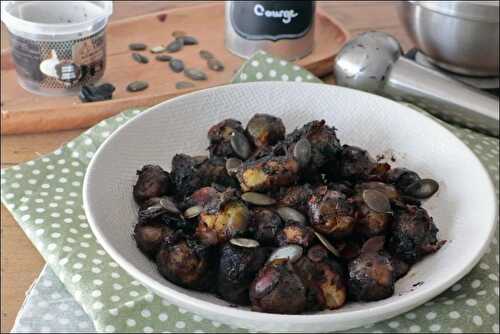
[157,233,213,290]
[250,259,307,314]
[307,186,356,238]
[276,184,314,214]
[133,165,172,206]
[295,253,347,310]
[246,113,286,148]
[207,119,249,158]
[276,222,315,248]
[351,192,392,237]
[236,155,300,192]
[217,240,268,305]
[137,196,181,224]
[134,222,174,259]
[196,200,250,245]
[171,154,237,199]
[348,237,395,301]
[388,206,445,264]
[252,208,283,246]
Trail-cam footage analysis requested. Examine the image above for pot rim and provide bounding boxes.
[408,1,499,23]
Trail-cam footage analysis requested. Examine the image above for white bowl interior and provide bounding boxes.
[84,82,496,332]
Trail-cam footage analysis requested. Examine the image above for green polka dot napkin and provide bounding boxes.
[2,51,499,333]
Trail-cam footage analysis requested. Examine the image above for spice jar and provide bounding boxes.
[1,1,113,96]
[225,1,316,61]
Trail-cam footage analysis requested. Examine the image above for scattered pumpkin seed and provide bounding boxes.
[230,132,251,159]
[225,157,242,175]
[241,192,276,206]
[276,207,306,224]
[157,13,167,22]
[129,43,147,51]
[314,232,341,257]
[230,238,260,248]
[207,58,224,72]
[159,197,181,214]
[155,54,172,62]
[131,52,149,64]
[180,36,198,45]
[184,205,202,219]
[169,58,185,73]
[150,45,166,54]
[175,81,195,90]
[404,179,439,199]
[293,138,312,167]
[362,189,392,213]
[126,80,149,92]
[199,50,215,60]
[184,68,208,81]
[172,30,186,38]
[268,245,303,263]
[166,39,183,53]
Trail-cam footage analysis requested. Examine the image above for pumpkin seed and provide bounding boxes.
[184,205,202,219]
[184,68,208,81]
[180,36,198,45]
[129,43,147,51]
[157,13,167,22]
[404,179,439,199]
[362,189,392,213]
[159,197,181,214]
[150,45,166,54]
[230,132,251,159]
[169,58,184,73]
[293,138,312,167]
[166,39,183,53]
[225,157,242,175]
[131,52,149,64]
[155,54,172,62]
[207,58,224,72]
[172,30,186,38]
[241,192,276,206]
[175,81,195,90]
[268,245,303,263]
[230,238,260,248]
[199,50,215,60]
[126,81,149,92]
[314,232,340,257]
[276,207,306,224]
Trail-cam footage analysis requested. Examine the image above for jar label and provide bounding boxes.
[10,29,106,90]
[229,1,315,41]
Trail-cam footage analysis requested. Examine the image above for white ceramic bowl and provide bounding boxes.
[84,82,497,332]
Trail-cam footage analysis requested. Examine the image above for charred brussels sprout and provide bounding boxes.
[276,222,315,248]
[216,240,267,305]
[134,222,174,259]
[207,119,248,158]
[133,165,172,206]
[246,113,286,148]
[388,206,445,264]
[156,233,213,290]
[236,156,300,192]
[250,259,307,314]
[307,186,356,238]
[276,184,314,214]
[252,208,283,246]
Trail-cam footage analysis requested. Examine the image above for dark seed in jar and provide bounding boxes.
[169,58,185,73]
[184,68,208,81]
[131,52,149,64]
[127,81,149,92]
[129,43,147,51]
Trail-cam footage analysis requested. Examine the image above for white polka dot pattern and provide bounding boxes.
[4,52,499,334]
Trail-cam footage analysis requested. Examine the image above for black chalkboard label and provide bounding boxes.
[230,1,315,41]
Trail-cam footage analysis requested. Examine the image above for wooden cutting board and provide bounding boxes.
[0,3,349,135]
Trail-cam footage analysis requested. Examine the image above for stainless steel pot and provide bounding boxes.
[398,1,499,77]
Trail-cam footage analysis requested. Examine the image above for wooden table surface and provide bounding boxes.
[0,2,412,332]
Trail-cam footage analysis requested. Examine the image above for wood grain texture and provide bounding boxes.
[0,2,411,332]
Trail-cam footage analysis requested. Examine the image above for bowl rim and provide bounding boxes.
[83,81,498,324]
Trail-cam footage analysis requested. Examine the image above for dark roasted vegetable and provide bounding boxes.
[133,165,172,205]
[134,222,173,259]
[246,113,286,148]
